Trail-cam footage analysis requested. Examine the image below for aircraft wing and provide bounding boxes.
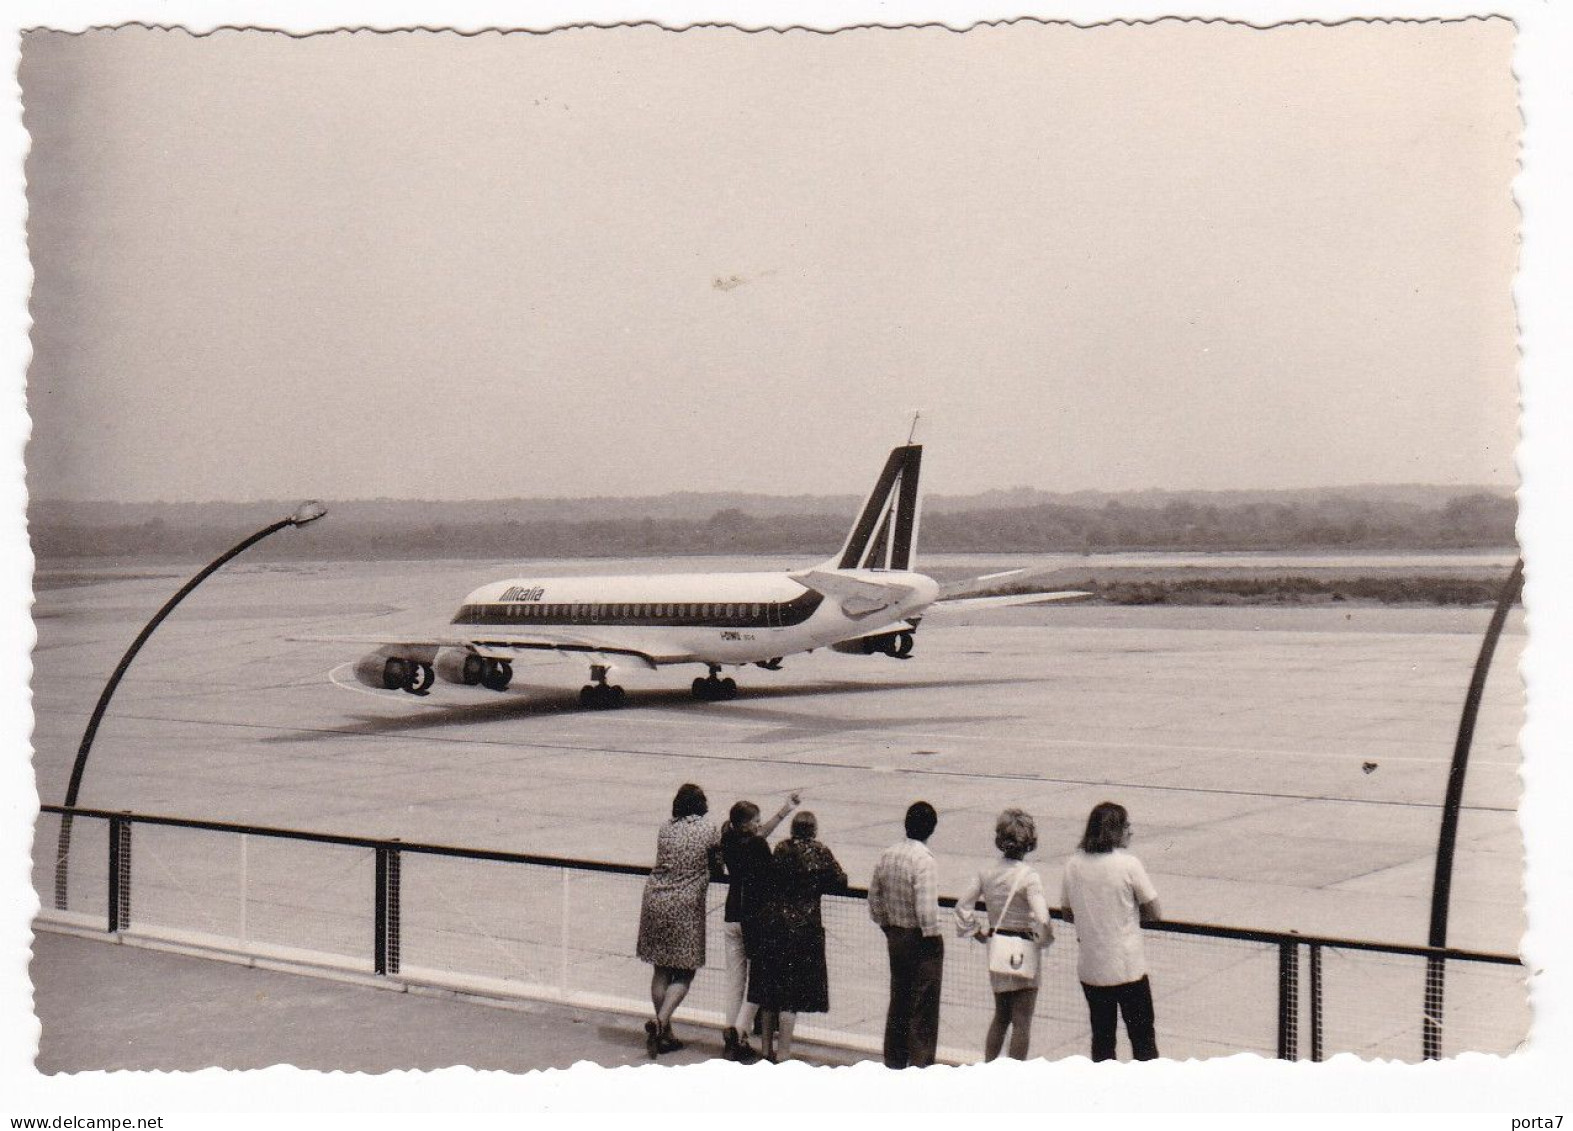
[294,632,669,669]
[924,590,1092,614]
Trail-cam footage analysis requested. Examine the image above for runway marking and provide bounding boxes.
[81,709,1516,814]
[592,710,1518,768]
[327,662,436,705]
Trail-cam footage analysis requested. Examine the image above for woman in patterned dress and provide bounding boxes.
[636,782,721,1057]
[748,811,847,1062]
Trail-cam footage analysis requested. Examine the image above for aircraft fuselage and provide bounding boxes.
[450,569,940,666]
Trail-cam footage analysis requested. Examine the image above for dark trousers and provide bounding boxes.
[1082,976,1158,1062]
[882,927,943,1069]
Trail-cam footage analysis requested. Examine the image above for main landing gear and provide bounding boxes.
[580,664,626,709]
[691,665,739,702]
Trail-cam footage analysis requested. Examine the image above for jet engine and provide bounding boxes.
[433,647,513,691]
[831,629,915,658]
[353,646,439,694]
[435,647,487,686]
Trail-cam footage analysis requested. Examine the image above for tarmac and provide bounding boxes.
[25,554,1531,1070]
[30,927,865,1073]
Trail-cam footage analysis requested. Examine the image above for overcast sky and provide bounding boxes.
[21,19,1520,503]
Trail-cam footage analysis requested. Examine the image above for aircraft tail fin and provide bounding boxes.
[824,444,923,571]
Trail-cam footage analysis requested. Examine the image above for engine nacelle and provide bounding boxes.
[831,629,915,658]
[353,646,438,690]
[435,647,486,686]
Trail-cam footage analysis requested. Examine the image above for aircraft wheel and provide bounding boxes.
[692,677,710,700]
[721,677,738,699]
[580,685,598,708]
[461,653,486,686]
[382,657,409,690]
[896,632,914,658]
[610,685,626,707]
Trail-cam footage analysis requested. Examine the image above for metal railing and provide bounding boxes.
[36,805,1526,1063]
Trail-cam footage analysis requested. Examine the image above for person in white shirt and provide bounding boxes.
[1060,801,1162,1061]
[954,808,1054,1061]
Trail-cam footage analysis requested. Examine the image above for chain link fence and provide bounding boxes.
[36,806,1527,1062]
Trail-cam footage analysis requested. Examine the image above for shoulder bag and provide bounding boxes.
[986,864,1041,981]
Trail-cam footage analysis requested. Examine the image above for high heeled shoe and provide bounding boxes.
[656,1023,685,1054]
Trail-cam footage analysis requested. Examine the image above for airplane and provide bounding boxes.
[326,442,1088,707]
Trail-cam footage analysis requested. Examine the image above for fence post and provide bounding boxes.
[386,841,402,976]
[374,844,389,976]
[106,813,132,934]
[1277,941,1299,1060]
[54,814,74,913]
[106,814,122,934]
[1309,943,1323,1063]
[1424,955,1445,1060]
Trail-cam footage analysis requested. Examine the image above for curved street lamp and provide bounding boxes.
[53,501,329,911]
[1422,555,1524,1059]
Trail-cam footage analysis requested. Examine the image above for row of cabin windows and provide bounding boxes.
[479,602,768,621]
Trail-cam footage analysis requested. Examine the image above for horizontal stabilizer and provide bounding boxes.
[790,569,917,619]
[929,590,1092,613]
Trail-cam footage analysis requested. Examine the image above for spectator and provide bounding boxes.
[868,800,943,1069]
[635,782,722,1058]
[719,791,801,1063]
[1060,801,1162,1062]
[954,808,1054,1061]
[749,811,848,1063]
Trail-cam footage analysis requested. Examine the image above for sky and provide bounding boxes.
[21,20,1521,502]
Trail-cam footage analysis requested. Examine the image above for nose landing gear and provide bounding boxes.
[580,664,626,709]
[691,665,739,701]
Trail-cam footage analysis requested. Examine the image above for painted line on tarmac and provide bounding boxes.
[84,708,1515,815]
[595,709,1518,769]
[326,662,451,705]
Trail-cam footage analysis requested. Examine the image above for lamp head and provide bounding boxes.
[288,500,328,527]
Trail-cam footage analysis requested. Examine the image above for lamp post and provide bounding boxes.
[53,501,328,911]
[1422,556,1524,1059]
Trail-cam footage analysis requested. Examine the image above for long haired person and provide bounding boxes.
[1059,801,1162,1062]
[954,808,1054,1060]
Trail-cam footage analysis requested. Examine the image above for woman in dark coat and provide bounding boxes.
[748,811,847,1062]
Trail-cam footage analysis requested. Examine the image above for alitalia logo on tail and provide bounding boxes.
[833,443,922,571]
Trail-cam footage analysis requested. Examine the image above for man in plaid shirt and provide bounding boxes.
[868,800,943,1068]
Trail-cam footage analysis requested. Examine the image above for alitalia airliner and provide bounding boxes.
[329,443,1085,707]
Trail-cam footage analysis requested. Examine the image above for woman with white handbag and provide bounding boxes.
[953,809,1054,1061]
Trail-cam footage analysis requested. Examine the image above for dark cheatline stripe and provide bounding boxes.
[450,590,824,629]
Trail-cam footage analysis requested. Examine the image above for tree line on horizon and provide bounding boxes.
[31,490,1518,561]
